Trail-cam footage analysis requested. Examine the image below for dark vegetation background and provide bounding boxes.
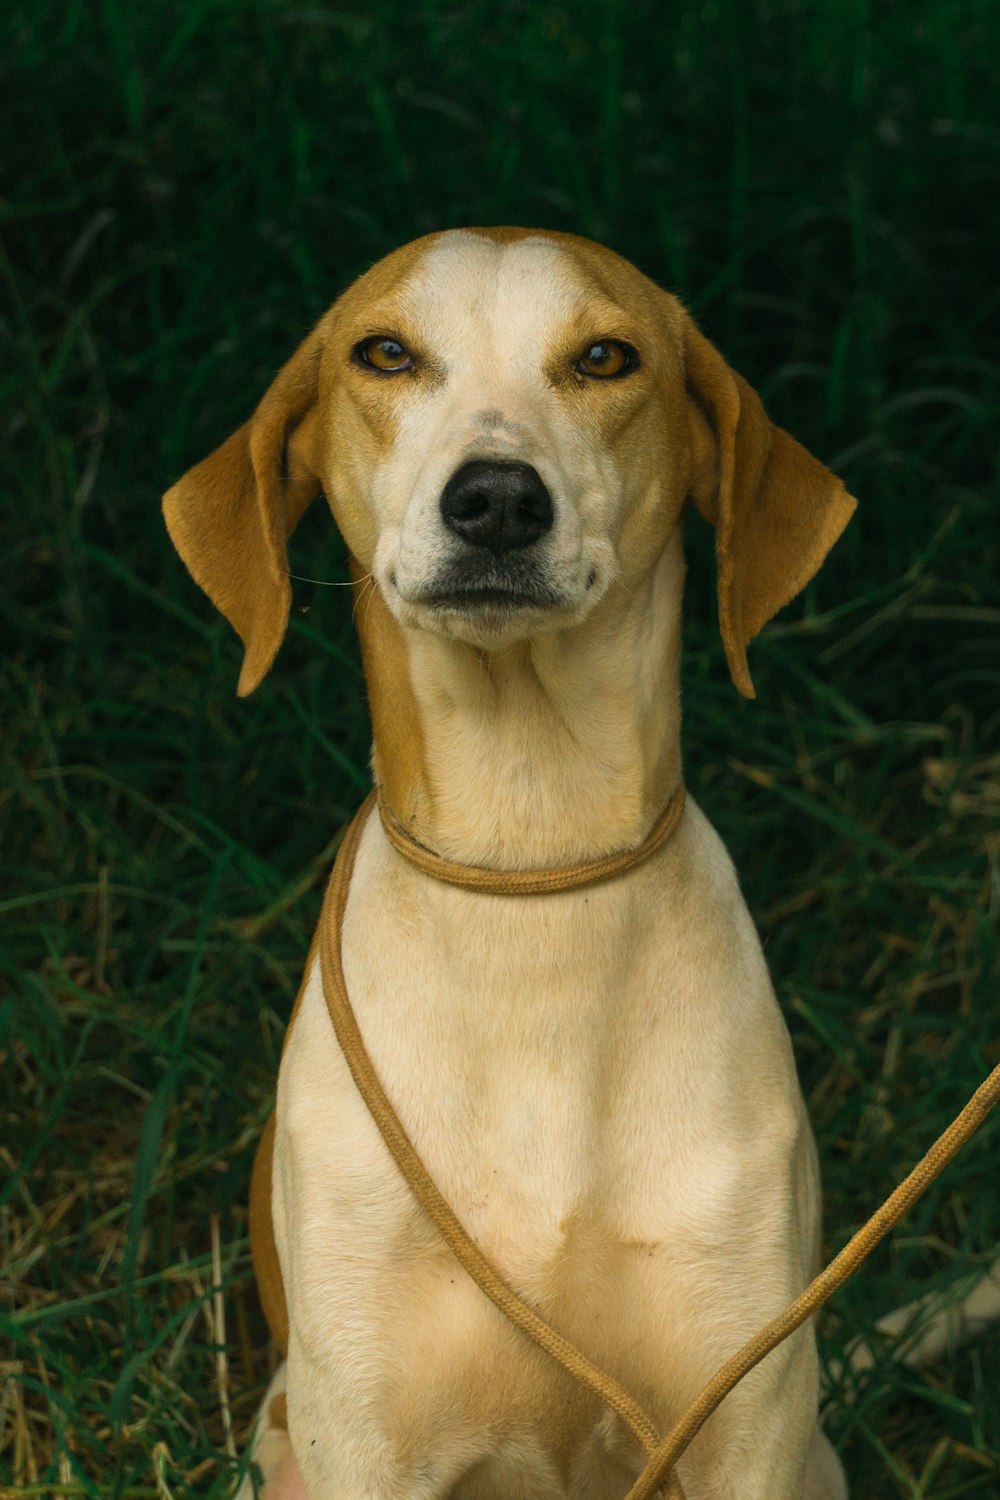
[3,1,999,1495]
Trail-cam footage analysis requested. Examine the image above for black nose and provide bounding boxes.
[439,461,554,554]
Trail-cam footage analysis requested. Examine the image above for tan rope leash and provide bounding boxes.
[320,793,1000,1500]
[377,782,687,894]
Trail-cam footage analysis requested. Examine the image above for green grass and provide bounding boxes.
[2,1,999,1495]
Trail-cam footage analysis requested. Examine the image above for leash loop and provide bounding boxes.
[376,783,686,895]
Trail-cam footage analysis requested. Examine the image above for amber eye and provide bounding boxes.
[355,336,414,372]
[576,340,637,379]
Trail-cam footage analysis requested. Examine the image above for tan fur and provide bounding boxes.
[167,230,856,1500]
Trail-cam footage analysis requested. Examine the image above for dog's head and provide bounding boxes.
[164,228,855,698]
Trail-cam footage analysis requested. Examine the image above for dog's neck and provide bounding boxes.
[360,530,685,868]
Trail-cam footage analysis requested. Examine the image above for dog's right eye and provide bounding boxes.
[354,336,414,373]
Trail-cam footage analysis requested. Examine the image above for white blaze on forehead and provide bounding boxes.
[403,231,587,374]
[371,229,626,633]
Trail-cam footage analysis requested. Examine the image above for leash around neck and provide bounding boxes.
[376,781,687,894]
[318,792,1000,1500]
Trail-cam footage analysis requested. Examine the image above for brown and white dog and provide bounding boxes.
[164,228,857,1500]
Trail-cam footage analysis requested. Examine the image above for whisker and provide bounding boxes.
[362,577,379,632]
[286,570,370,587]
[351,576,376,627]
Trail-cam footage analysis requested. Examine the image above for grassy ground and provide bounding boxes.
[3,1,999,1495]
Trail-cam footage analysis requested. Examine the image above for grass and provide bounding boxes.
[2,0,999,1495]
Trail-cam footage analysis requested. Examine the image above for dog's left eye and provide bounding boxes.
[355,336,414,373]
[576,341,638,379]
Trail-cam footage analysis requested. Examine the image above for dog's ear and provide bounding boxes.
[162,327,325,695]
[683,313,856,698]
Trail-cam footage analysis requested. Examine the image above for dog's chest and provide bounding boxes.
[276,812,806,1328]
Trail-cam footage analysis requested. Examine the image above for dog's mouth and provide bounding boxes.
[423,585,562,612]
[413,560,566,616]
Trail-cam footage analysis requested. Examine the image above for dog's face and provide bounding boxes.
[318,231,692,651]
[164,227,854,697]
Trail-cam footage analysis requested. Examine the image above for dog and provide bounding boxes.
[163,227,858,1500]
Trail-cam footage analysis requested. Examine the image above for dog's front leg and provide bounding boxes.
[284,1341,443,1500]
[237,1344,484,1500]
[283,1336,575,1500]
[660,1335,845,1500]
[268,1071,530,1499]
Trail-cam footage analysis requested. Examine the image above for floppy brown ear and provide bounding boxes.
[683,313,856,698]
[162,328,324,695]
